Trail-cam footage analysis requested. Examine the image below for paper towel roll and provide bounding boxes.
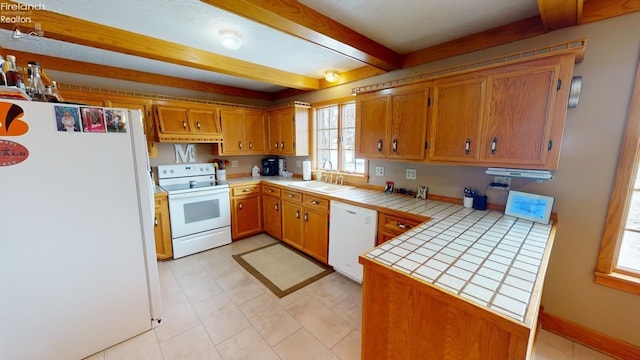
[302,160,311,180]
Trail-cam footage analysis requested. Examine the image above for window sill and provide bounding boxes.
[594,271,640,295]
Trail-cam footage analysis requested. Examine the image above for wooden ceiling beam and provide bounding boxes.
[580,0,640,24]
[4,50,275,101]
[0,1,319,91]
[201,0,402,71]
[537,0,580,31]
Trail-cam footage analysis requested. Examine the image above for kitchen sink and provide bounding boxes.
[288,181,354,194]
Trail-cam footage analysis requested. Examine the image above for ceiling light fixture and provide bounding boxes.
[324,71,340,82]
[219,30,242,50]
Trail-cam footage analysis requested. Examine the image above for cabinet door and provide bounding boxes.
[388,85,430,160]
[355,92,389,158]
[244,110,267,154]
[281,201,303,249]
[231,195,262,240]
[278,108,295,155]
[429,78,485,162]
[156,106,193,134]
[219,109,246,155]
[262,195,282,240]
[268,109,286,154]
[154,195,173,260]
[479,62,559,166]
[303,209,329,264]
[189,109,221,135]
[108,97,157,157]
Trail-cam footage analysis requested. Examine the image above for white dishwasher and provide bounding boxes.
[329,201,378,283]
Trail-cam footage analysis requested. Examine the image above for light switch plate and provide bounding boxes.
[231,160,239,168]
[375,166,384,176]
[406,168,417,180]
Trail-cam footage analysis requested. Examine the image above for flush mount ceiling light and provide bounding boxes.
[219,30,242,50]
[324,71,340,82]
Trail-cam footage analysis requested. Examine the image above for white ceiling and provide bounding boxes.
[1,0,541,94]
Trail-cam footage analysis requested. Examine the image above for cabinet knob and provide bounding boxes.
[239,202,243,210]
[311,200,319,205]
[275,204,279,212]
[249,141,253,150]
[281,141,285,149]
[182,121,187,129]
[304,213,308,222]
[392,139,398,152]
[239,141,243,150]
[196,121,201,130]
[377,139,383,152]
[154,217,158,226]
[268,189,274,193]
[465,139,471,155]
[491,137,497,155]
[295,210,300,219]
[243,188,251,192]
[396,222,410,229]
[275,142,279,149]
[288,194,294,198]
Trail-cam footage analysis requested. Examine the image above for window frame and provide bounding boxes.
[310,97,368,184]
[595,56,640,295]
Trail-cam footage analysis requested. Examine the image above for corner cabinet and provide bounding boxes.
[428,53,576,170]
[154,104,223,143]
[267,103,310,156]
[154,192,172,260]
[215,108,268,155]
[355,82,430,160]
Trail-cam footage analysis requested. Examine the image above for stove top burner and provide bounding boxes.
[160,181,228,194]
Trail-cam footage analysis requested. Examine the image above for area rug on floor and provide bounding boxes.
[233,243,333,298]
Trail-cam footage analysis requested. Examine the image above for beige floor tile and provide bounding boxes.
[331,329,361,360]
[104,330,163,360]
[176,269,224,304]
[330,290,362,330]
[154,298,201,343]
[159,324,222,360]
[304,272,353,309]
[238,293,302,346]
[216,327,280,360]
[83,351,105,360]
[169,255,206,277]
[238,293,283,319]
[285,296,354,348]
[215,269,265,305]
[198,252,243,279]
[273,328,339,360]
[193,292,251,344]
[573,343,617,360]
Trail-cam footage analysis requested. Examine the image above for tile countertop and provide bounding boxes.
[228,176,555,325]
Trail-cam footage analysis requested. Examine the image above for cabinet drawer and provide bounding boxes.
[232,184,261,197]
[282,189,302,203]
[262,184,281,197]
[302,195,329,211]
[379,213,422,235]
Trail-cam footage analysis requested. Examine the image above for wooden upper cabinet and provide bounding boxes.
[429,77,486,162]
[107,96,157,157]
[479,59,561,167]
[154,104,223,143]
[356,82,430,160]
[216,108,267,155]
[267,105,310,156]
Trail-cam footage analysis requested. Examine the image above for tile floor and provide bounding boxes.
[84,234,616,360]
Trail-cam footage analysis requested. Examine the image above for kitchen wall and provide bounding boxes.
[62,12,640,346]
[288,13,640,346]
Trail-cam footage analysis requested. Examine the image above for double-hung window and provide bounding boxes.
[596,57,640,294]
[313,99,367,179]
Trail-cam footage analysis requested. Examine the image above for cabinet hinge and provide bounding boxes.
[557,79,562,91]
[548,140,553,151]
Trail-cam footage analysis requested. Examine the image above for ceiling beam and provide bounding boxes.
[402,16,546,68]
[4,50,274,100]
[537,0,580,31]
[0,1,319,91]
[580,0,640,24]
[201,0,402,71]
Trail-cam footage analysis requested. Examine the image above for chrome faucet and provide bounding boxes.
[322,159,333,184]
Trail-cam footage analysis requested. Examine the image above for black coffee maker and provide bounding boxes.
[262,157,278,176]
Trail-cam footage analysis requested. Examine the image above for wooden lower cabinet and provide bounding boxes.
[231,184,263,240]
[262,189,282,240]
[154,192,172,260]
[377,211,427,245]
[360,258,535,359]
[279,188,330,264]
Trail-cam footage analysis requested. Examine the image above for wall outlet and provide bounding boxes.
[296,160,302,168]
[492,176,511,190]
[231,160,239,168]
[406,168,417,180]
[375,166,385,176]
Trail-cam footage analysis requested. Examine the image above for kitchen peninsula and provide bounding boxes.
[224,177,556,359]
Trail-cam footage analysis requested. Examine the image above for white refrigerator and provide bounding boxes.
[0,99,162,359]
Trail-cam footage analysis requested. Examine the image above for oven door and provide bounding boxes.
[167,187,230,238]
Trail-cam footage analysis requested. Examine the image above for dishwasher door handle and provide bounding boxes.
[346,210,357,215]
